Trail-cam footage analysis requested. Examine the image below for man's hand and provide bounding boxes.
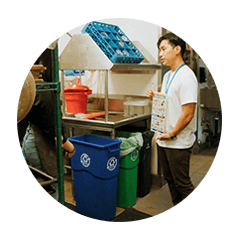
[62,140,75,158]
[155,131,171,141]
[146,88,155,100]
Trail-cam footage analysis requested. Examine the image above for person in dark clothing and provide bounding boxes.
[21,66,75,198]
[24,86,74,144]
[22,78,75,173]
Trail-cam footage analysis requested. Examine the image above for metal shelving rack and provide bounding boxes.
[35,45,65,205]
[59,34,161,138]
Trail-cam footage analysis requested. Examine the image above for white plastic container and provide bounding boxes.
[124,99,151,117]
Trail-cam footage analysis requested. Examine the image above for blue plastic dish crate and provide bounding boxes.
[81,21,144,64]
[69,134,122,221]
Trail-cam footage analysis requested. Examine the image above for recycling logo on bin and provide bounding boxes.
[107,157,117,171]
[80,153,91,167]
[131,149,138,161]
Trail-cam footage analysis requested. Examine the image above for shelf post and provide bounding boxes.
[104,70,109,122]
[53,44,65,205]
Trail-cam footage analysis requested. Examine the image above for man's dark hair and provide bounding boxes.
[157,32,186,58]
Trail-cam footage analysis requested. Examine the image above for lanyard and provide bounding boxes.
[165,63,184,94]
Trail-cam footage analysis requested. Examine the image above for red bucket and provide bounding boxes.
[64,78,92,114]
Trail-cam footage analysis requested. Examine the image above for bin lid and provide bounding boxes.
[64,77,92,94]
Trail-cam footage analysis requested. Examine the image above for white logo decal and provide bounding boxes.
[80,153,91,167]
[107,157,117,171]
[131,149,138,161]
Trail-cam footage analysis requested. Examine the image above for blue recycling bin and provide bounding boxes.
[69,134,121,221]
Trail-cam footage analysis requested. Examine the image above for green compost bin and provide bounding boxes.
[116,132,143,208]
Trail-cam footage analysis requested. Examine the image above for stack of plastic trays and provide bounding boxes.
[82,21,144,64]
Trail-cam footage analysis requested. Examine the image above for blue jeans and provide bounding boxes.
[22,125,58,200]
[22,125,42,169]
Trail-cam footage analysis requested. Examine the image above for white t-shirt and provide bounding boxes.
[156,65,198,149]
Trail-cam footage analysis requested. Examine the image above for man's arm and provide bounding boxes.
[156,102,196,140]
[171,102,196,136]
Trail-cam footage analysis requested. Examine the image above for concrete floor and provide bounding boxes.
[63,146,217,218]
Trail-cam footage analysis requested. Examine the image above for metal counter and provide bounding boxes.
[63,113,151,138]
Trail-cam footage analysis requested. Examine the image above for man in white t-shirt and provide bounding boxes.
[147,33,198,206]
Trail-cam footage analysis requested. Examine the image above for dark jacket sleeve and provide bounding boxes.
[26,90,67,145]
